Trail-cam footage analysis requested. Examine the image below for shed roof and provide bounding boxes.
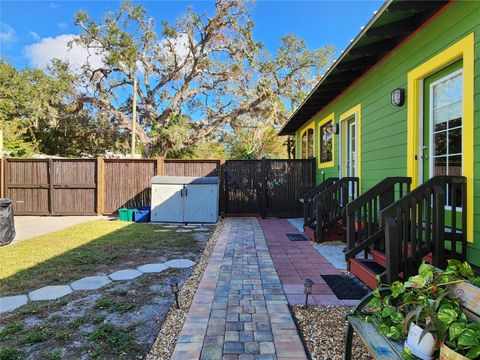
[279,0,449,136]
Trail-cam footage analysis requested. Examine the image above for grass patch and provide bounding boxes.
[19,327,49,345]
[0,220,198,295]
[89,323,136,355]
[0,322,24,341]
[0,347,25,360]
[94,299,136,314]
[68,317,86,329]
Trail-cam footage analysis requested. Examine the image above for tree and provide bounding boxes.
[0,60,128,157]
[72,0,334,157]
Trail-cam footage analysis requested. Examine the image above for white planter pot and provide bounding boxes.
[404,323,436,360]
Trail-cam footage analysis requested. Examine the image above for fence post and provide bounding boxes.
[157,157,165,176]
[48,158,54,215]
[261,158,267,218]
[0,157,4,198]
[219,158,225,218]
[97,157,105,215]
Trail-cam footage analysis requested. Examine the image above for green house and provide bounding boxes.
[279,0,480,285]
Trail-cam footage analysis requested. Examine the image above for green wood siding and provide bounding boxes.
[294,1,480,264]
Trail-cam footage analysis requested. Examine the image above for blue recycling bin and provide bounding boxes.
[134,206,151,223]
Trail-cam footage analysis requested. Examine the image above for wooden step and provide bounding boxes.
[370,247,433,266]
[304,225,315,242]
[349,258,385,289]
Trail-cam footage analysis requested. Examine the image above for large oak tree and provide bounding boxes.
[73,0,334,157]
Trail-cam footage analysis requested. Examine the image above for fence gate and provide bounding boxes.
[5,159,97,215]
[223,159,315,217]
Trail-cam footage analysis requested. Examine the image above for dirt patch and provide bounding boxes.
[0,225,214,360]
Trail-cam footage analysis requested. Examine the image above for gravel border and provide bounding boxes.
[146,220,224,360]
[291,305,373,360]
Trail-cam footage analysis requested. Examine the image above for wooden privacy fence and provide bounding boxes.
[1,158,221,215]
[224,159,315,217]
[1,157,314,217]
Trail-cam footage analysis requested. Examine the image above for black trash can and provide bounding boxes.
[0,199,15,246]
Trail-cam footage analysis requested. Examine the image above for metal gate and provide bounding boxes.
[4,159,97,215]
[223,159,315,217]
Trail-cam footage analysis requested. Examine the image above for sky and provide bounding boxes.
[1,0,383,71]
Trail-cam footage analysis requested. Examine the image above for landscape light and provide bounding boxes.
[303,279,314,309]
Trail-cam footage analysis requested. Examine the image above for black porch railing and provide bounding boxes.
[315,177,359,243]
[303,177,338,229]
[381,176,467,283]
[344,177,411,262]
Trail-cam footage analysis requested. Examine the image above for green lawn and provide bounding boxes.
[0,220,198,296]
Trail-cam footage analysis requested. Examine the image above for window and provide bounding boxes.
[320,120,333,164]
[307,128,314,158]
[318,113,335,168]
[300,125,314,159]
[301,132,307,159]
[431,70,463,178]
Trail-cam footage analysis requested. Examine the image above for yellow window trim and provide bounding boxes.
[340,104,362,188]
[318,113,335,168]
[300,121,315,159]
[407,33,474,243]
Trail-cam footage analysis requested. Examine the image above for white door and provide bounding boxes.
[151,184,184,222]
[184,184,218,223]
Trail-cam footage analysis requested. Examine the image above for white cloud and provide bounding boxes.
[1,23,16,43]
[57,22,68,30]
[23,34,103,70]
[49,2,60,9]
[29,31,40,41]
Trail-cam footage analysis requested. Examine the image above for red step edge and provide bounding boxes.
[304,225,315,242]
[349,259,380,289]
[370,248,433,267]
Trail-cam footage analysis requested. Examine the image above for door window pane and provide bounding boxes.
[320,120,333,163]
[431,71,463,178]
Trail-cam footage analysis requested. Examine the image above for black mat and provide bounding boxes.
[321,274,369,300]
[286,233,309,241]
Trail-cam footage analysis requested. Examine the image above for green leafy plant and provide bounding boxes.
[364,261,480,359]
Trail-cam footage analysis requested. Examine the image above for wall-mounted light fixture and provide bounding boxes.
[391,88,405,106]
[332,124,339,135]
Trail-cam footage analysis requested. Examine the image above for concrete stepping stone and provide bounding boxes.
[165,259,195,269]
[137,263,169,273]
[70,276,111,291]
[155,229,171,232]
[0,295,28,313]
[176,229,192,233]
[164,225,179,228]
[29,285,72,301]
[183,225,197,228]
[109,269,143,281]
[194,227,209,231]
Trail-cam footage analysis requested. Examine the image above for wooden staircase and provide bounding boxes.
[303,177,338,240]
[345,176,467,288]
[304,177,359,243]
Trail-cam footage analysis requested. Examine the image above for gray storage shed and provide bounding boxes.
[151,176,219,223]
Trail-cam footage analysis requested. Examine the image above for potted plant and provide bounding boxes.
[365,261,480,360]
[439,311,480,359]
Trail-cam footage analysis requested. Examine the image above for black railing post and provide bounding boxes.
[384,216,399,284]
[432,185,445,268]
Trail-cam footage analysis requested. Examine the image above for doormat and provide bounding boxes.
[286,233,309,241]
[321,275,369,300]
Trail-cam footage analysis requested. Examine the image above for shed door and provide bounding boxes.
[151,184,184,222]
[184,184,218,223]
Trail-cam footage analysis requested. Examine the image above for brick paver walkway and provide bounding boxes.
[172,218,307,360]
[259,219,358,307]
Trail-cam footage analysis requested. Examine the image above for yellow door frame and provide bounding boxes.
[406,33,474,242]
[340,104,362,188]
[318,113,335,168]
